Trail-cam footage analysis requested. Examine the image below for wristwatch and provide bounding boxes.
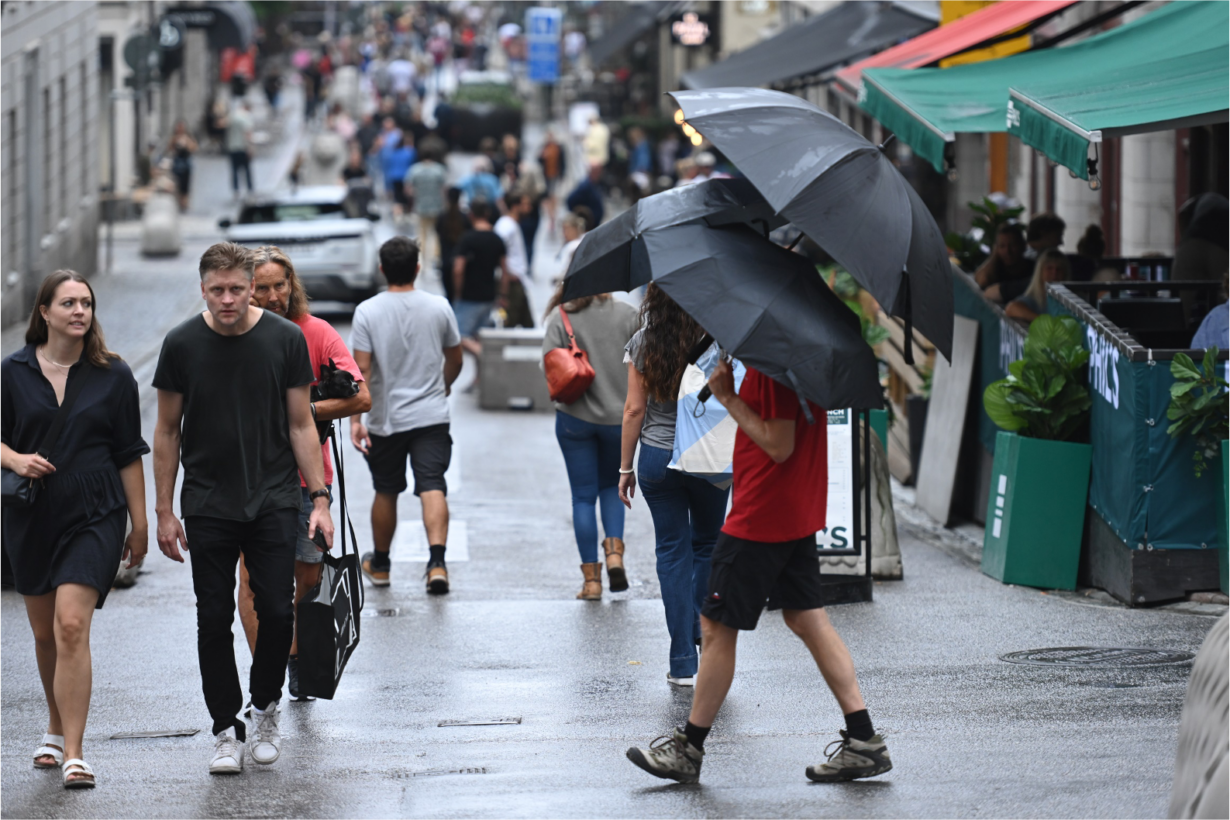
[309,488,330,502]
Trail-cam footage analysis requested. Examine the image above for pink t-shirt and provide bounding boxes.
[294,314,363,487]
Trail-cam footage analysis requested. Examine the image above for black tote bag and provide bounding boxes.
[296,430,364,700]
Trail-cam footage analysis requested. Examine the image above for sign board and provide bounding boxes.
[525,7,561,84]
[670,12,712,47]
[939,0,1028,67]
[817,409,854,552]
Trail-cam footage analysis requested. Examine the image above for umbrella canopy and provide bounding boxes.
[668,87,954,363]
[562,177,785,301]
[588,220,883,410]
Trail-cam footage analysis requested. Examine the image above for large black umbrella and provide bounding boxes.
[586,220,883,411]
[668,87,954,363]
[561,177,785,302]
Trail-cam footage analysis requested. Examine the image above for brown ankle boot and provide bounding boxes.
[603,537,629,592]
[577,563,602,600]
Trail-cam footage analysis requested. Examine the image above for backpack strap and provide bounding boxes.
[559,306,581,353]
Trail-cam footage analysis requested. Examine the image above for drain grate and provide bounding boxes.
[412,767,488,777]
[1000,647,1194,667]
[438,717,522,727]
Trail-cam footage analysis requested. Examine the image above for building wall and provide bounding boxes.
[1119,130,1176,256]
[1,1,99,329]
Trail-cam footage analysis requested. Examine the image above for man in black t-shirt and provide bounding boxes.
[451,199,510,390]
[152,242,335,776]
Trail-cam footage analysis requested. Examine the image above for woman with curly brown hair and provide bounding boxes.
[619,283,729,687]
[1,270,149,788]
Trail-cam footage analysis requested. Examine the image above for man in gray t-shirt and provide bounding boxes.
[350,237,462,593]
[405,154,449,276]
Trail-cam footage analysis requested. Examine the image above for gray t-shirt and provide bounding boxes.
[407,160,448,217]
[225,107,251,153]
[623,328,678,452]
[542,298,640,427]
[351,289,461,437]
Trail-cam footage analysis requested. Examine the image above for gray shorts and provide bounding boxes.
[296,486,331,564]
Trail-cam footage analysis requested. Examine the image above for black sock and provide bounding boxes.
[843,709,875,742]
[429,544,446,563]
[683,721,710,751]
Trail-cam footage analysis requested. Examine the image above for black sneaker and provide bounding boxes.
[805,731,892,782]
[362,551,391,586]
[626,728,703,783]
[287,656,314,702]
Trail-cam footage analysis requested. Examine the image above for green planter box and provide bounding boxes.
[982,431,1092,590]
[1221,441,1228,595]
[869,409,889,450]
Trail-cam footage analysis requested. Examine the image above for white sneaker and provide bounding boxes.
[667,674,695,687]
[209,727,244,774]
[249,702,281,765]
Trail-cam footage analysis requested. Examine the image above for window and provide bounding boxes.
[43,86,51,233]
[59,76,66,220]
[6,109,17,265]
[81,62,88,197]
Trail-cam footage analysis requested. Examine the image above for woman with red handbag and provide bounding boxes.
[541,283,639,600]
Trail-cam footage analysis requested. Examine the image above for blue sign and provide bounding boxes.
[526,7,561,84]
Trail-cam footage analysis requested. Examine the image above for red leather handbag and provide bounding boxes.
[544,306,595,404]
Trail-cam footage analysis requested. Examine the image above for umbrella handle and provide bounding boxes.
[900,273,914,366]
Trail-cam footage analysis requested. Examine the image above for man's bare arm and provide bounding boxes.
[314,381,372,421]
[288,384,335,546]
[443,345,463,390]
[453,256,466,304]
[153,390,189,561]
[707,360,796,463]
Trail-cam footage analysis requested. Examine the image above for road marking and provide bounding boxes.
[391,520,468,562]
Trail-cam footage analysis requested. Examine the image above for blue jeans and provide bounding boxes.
[638,444,729,678]
[555,412,624,564]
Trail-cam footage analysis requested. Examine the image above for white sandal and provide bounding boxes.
[61,758,96,789]
[33,734,64,768]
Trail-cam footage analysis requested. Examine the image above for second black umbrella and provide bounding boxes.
[638,222,883,411]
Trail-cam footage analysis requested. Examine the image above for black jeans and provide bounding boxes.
[185,510,297,738]
[229,151,252,192]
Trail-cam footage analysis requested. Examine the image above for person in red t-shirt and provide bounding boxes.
[236,246,371,701]
[628,362,891,785]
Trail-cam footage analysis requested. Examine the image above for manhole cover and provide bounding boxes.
[1000,647,1194,667]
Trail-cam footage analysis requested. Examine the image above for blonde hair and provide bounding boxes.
[251,245,310,321]
[1024,249,1071,311]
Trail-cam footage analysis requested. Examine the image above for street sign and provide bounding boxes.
[817,409,854,552]
[122,33,162,89]
[525,7,561,84]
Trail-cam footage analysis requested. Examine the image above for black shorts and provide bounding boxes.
[364,423,451,496]
[700,532,825,631]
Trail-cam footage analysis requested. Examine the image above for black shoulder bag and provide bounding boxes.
[2,365,92,508]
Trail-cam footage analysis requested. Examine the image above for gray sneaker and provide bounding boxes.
[249,702,282,765]
[626,728,703,784]
[806,731,892,782]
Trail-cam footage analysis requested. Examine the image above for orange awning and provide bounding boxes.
[834,0,1077,95]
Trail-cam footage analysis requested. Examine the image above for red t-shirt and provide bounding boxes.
[722,368,828,542]
[294,314,363,488]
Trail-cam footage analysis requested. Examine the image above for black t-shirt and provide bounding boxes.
[153,311,313,521]
[456,229,506,302]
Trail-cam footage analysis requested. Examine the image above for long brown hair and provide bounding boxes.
[26,270,119,368]
[543,280,610,319]
[638,283,705,403]
[251,245,310,321]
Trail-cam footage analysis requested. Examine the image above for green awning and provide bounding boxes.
[860,1,1230,172]
[1008,47,1229,179]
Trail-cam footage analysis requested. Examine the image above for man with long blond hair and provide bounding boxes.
[236,246,371,702]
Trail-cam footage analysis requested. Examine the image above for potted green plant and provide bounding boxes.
[980,315,1093,590]
[1165,346,1229,592]
[944,196,1024,273]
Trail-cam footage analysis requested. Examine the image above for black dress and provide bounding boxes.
[1,345,149,607]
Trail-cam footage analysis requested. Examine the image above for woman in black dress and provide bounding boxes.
[1,270,149,789]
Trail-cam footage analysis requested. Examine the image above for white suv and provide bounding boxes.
[220,186,383,304]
